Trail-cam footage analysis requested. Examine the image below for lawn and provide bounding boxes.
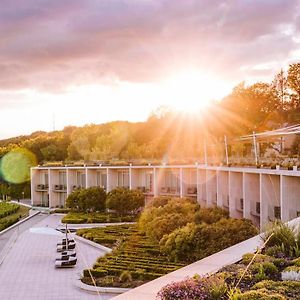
[62,212,137,224]
[79,224,186,288]
[0,202,30,231]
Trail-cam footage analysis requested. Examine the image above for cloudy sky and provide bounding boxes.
[1,0,300,138]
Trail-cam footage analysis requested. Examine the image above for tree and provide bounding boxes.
[65,187,106,212]
[287,63,300,110]
[106,187,144,216]
[272,69,289,114]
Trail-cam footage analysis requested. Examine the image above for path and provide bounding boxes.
[0,214,114,300]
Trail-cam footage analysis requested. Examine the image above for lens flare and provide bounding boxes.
[0,148,37,184]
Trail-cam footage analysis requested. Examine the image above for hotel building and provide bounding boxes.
[31,164,300,228]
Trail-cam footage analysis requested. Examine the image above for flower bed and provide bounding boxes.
[62,212,137,224]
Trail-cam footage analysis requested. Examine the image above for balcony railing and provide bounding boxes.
[160,187,180,194]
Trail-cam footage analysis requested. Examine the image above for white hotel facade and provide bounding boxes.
[31,164,300,228]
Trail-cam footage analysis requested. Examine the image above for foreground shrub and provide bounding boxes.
[65,187,106,212]
[160,218,258,262]
[264,221,299,258]
[157,274,227,300]
[106,187,144,216]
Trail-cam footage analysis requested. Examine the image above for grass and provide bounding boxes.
[62,211,137,224]
[79,224,186,288]
[0,203,30,231]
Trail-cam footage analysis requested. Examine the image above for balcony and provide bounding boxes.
[137,186,153,195]
[250,202,260,217]
[236,198,244,212]
[160,187,180,195]
[36,184,49,191]
[187,186,197,195]
[54,184,67,192]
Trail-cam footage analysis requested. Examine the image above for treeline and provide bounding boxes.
[0,63,300,167]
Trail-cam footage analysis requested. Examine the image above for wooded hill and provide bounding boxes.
[1,63,300,166]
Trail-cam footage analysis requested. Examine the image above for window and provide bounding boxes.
[256,202,260,214]
[274,206,281,219]
[240,198,244,210]
[117,171,129,188]
[59,172,66,186]
[76,172,86,188]
[96,171,107,190]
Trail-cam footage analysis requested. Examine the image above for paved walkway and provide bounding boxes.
[0,214,114,300]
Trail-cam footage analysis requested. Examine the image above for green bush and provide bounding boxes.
[252,280,300,298]
[106,188,144,216]
[264,221,299,257]
[65,187,106,212]
[160,218,258,262]
[235,289,285,300]
[119,270,132,283]
[194,207,229,224]
[138,198,199,242]
[147,196,173,208]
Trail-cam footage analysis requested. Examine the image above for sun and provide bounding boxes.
[159,69,230,113]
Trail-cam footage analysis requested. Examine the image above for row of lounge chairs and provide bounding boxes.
[55,237,77,268]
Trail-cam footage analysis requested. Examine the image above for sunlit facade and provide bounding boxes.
[31,164,300,228]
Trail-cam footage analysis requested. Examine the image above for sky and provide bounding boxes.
[0,0,300,139]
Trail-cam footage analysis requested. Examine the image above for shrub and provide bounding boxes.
[157,274,228,300]
[160,218,258,262]
[234,289,285,300]
[264,221,298,257]
[119,270,132,283]
[253,280,300,297]
[65,187,106,212]
[106,188,144,216]
[138,198,199,242]
[194,207,229,224]
[147,196,173,208]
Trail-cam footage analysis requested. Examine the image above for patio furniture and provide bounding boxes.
[55,257,77,268]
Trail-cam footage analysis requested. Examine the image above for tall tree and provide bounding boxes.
[287,63,300,110]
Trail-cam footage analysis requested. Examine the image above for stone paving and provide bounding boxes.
[0,214,114,300]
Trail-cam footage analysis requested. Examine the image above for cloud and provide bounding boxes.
[0,0,299,92]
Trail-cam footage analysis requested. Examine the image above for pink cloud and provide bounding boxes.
[0,0,299,92]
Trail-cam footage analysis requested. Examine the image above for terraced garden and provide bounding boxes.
[0,202,29,231]
[79,224,186,288]
[62,212,137,224]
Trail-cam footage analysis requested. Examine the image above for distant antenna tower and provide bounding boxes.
[52,113,56,131]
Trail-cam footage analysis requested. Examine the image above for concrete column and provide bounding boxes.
[229,171,243,218]
[180,168,184,198]
[206,170,217,207]
[129,166,132,190]
[244,173,260,227]
[217,171,229,209]
[281,175,300,222]
[153,168,158,197]
[30,169,39,206]
[260,174,280,230]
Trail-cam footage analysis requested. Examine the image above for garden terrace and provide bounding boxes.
[80,224,185,288]
[62,212,137,224]
[0,202,29,231]
[157,221,300,300]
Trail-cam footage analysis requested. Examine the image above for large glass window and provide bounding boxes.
[96,171,107,190]
[117,171,129,188]
[76,172,86,188]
